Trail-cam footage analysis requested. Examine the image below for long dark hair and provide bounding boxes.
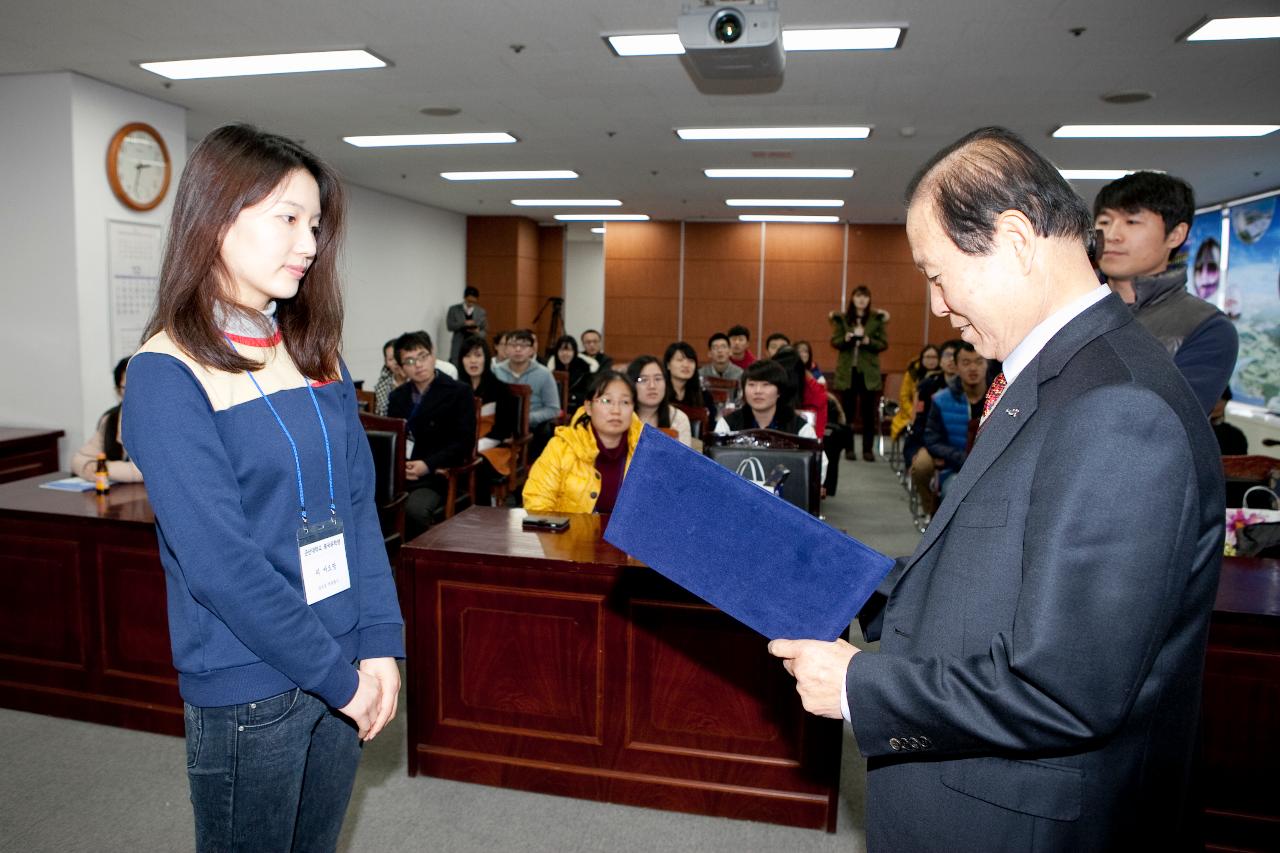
[454,334,493,381]
[846,284,872,324]
[662,341,710,409]
[142,123,346,379]
[575,370,636,431]
[626,355,672,428]
[769,347,809,411]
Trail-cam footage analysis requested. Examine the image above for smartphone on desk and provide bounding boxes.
[522,513,571,533]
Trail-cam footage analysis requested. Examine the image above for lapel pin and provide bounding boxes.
[1006,408,1020,418]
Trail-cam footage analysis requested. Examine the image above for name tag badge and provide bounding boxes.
[297,517,351,605]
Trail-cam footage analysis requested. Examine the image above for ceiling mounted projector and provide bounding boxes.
[677,1,784,80]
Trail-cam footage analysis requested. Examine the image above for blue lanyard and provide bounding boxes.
[229,337,336,523]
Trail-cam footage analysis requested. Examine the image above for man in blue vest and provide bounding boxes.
[911,342,988,515]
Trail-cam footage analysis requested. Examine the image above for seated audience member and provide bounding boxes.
[492,330,510,367]
[387,331,477,538]
[727,324,757,369]
[626,355,692,446]
[1094,170,1238,414]
[546,334,595,410]
[794,340,824,382]
[580,328,612,371]
[492,328,561,458]
[891,344,940,441]
[772,347,828,436]
[522,370,643,514]
[715,359,818,439]
[1212,388,1248,456]
[700,332,744,382]
[456,335,519,494]
[74,357,143,483]
[765,332,791,358]
[373,337,406,416]
[904,338,960,464]
[664,341,717,426]
[911,342,988,517]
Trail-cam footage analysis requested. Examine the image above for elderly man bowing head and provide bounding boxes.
[770,127,1223,853]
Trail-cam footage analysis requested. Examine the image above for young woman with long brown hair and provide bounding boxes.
[122,124,402,852]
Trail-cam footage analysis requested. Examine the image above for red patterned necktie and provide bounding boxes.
[981,372,1007,421]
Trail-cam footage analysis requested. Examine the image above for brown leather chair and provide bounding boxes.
[354,389,376,412]
[357,411,408,556]
[493,383,533,505]
[701,375,740,409]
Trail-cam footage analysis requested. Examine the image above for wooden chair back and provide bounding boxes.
[553,369,570,413]
[701,375,740,408]
[354,389,376,413]
[672,401,710,439]
[493,383,533,504]
[358,411,408,554]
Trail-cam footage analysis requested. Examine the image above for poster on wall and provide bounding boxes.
[1225,195,1280,408]
[1180,210,1225,307]
[108,220,162,363]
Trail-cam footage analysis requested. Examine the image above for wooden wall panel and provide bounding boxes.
[466,216,553,346]
[762,223,845,366]
[845,225,928,374]
[601,220,930,371]
[605,223,680,361]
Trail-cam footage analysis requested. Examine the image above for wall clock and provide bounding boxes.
[107,122,171,212]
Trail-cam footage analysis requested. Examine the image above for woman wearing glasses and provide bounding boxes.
[626,355,692,447]
[522,370,643,514]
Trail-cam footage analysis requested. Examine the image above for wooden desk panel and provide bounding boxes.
[0,474,180,736]
[0,427,65,484]
[401,507,842,831]
[1201,557,1280,853]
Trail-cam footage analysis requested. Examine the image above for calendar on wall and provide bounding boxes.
[107,220,163,362]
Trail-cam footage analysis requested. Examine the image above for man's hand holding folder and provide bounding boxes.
[768,638,857,720]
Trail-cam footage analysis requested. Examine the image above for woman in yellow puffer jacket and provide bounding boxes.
[523,370,644,514]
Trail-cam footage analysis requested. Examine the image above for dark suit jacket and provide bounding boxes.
[847,294,1223,852]
[386,372,476,476]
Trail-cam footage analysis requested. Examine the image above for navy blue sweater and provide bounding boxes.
[122,328,404,709]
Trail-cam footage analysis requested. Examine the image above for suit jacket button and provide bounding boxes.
[909,737,921,750]
[590,491,598,498]
[919,736,932,749]
[889,738,902,751]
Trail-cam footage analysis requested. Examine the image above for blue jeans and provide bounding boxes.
[184,688,362,853]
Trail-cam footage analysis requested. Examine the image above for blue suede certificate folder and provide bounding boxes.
[605,427,894,641]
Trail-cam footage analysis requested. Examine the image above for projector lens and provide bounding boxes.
[713,10,744,43]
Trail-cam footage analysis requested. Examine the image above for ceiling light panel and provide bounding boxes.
[705,168,855,179]
[511,199,622,207]
[782,27,904,51]
[554,214,650,221]
[738,214,841,223]
[441,170,578,181]
[1053,125,1279,138]
[1185,17,1280,41]
[606,34,685,56]
[726,199,845,207]
[677,126,871,140]
[1058,169,1136,180]
[140,49,385,80]
[344,132,517,147]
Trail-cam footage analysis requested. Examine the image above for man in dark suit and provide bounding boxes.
[446,286,488,363]
[770,127,1223,851]
[387,330,476,538]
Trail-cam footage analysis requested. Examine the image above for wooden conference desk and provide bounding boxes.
[0,426,64,484]
[398,506,844,831]
[0,473,180,735]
